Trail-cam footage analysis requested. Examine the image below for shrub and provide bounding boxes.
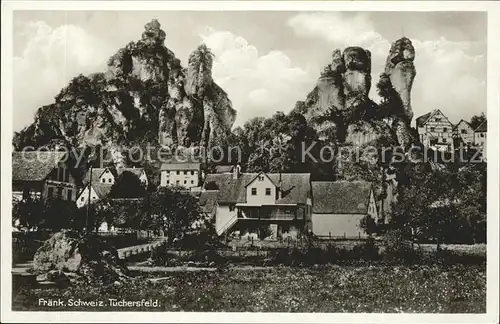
[352,237,380,261]
[382,229,421,264]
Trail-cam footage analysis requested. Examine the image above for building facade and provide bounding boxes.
[474,120,487,160]
[160,162,202,189]
[416,109,454,152]
[452,119,475,148]
[311,181,378,239]
[12,151,79,203]
[203,168,312,239]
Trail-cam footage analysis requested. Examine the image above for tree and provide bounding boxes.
[470,113,486,130]
[359,215,378,236]
[12,198,43,230]
[149,186,204,245]
[109,171,147,198]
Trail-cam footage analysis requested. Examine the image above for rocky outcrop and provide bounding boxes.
[294,38,418,150]
[384,37,416,123]
[13,19,237,161]
[31,231,129,285]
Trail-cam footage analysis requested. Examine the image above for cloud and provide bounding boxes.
[287,12,486,125]
[13,21,115,130]
[199,27,313,126]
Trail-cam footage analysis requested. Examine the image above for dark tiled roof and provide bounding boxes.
[12,151,67,182]
[117,168,144,178]
[198,191,219,214]
[215,165,234,173]
[475,120,487,132]
[203,173,311,205]
[161,162,201,171]
[416,111,434,127]
[311,181,373,214]
[83,168,111,184]
[92,183,113,198]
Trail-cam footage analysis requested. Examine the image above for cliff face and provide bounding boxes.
[294,38,417,149]
[14,19,236,159]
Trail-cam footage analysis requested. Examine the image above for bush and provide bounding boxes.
[382,230,422,264]
[352,237,380,261]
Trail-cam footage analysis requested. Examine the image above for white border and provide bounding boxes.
[1,1,499,323]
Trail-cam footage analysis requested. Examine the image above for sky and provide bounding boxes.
[13,11,487,131]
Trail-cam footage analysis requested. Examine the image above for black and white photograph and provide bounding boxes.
[1,1,499,323]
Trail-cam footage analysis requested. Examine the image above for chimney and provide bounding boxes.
[233,164,241,180]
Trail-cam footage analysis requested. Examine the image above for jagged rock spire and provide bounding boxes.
[141,19,166,46]
[384,37,416,122]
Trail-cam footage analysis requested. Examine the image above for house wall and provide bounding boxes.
[215,205,237,234]
[76,185,100,208]
[139,171,148,186]
[474,131,487,147]
[160,169,200,188]
[418,111,453,151]
[455,122,475,146]
[246,175,276,205]
[12,181,44,202]
[98,169,115,185]
[43,162,78,201]
[311,213,368,238]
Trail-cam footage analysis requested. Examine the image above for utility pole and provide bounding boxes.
[86,166,92,234]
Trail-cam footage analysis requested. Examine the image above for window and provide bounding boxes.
[229,205,235,212]
[102,178,106,183]
[435,118,441,122]
[251,188,257,195]
[430,127,435,132]
[461,129,467,134]
[191,180,194,184]
[258,175,264,181]
[166,180,170,185]
[48,187,54,198]
[442,138,447,143]
[191,171,195,175]
[443,127,448,132]
[184,171,188,175]
[480,133,485,138]
[176,180,180,185]
[80,196,84,202]
[108,178,112,183]
[265,188,271,196]
[184,180,187,184]
[166,171,170,175]
[176,171,180,175]
[57,187,63,199]
[67,189,72,201]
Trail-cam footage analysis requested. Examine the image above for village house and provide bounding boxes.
[76,166,148,208]
[310,181,378,239]
[416,109,454,152]
[76,183,113,208]
[12,151,79,203]
[452,119,475,148]
[474,120,487,159]
[160,161,202,189]
[203,166,312,239]
[82,167,148,187]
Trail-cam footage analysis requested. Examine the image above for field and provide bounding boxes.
[13,264,486,313]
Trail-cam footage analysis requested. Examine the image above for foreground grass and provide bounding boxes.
[13,265,485,313]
